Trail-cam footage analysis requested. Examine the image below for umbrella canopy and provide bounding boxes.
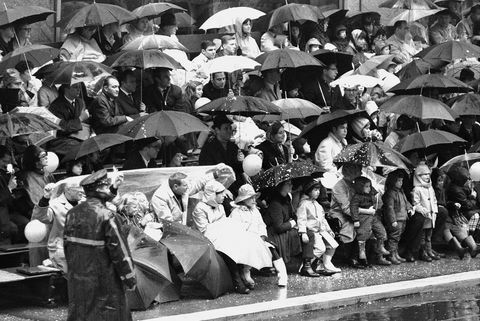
[159,219,233,298]
[311,49,353,77]
[252,161,323,191]
[268,3,324,29]
[117,110,210,139]
[42,61,113,86]
[11,107,60,125]
[105,50,183,70]
[200,7,265,30]
[388,73,472,94]
[354,55,395,76]
[0,112,61,137]
[333,141,411,169]
[379,0,439,9]
[330,74,383,89]
[196,95,281,116]
[440,153,480,172]
[386,8,442,25]
[381,95,457,121]
[396,59,431,80]
[131,2,186,21]
[255,98,323,122]
[415,41,480,63]
[62,134,132,162]
[0,44,58,73]
[300,109,369,139]
[0,5,54,28]
[256,49,324,71]
[445,60,480,79]
[323,9,349,20]
[121,34,188,51]
[204,56,260,74]
[64,2,136,32]
[395,129,466,154]
[451,93,480,116]
[346,11,381,30]
[126,227,179,309]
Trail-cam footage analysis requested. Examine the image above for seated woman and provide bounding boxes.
[60,26,106,63]
[257,121,290,170]
[116,192,157,230]
[193,180,272,294]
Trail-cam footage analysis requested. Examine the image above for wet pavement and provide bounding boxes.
[1,254,480,321]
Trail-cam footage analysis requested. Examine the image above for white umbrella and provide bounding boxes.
[330,75,383,89]
[121,35,188,51]
[200,7,265,30]
[205,56,260,74]
[386,8,442,26]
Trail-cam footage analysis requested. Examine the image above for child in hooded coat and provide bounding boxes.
[412,164,439,262]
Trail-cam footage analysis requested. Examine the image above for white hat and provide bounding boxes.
[365,100,379,116]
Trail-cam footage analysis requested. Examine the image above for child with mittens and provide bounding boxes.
[230,184,288,287]
[412,164,439,262]
[350,176,390,267]
[382,169,414,264]
[297,178,341,275]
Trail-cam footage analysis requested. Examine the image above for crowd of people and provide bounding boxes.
[3,0,480,319]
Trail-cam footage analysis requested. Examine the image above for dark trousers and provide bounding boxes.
[400,212,426,255]
[356,214,387,241]
[386,220,406,252]
[301,230,315,260]
[432,206,448,242]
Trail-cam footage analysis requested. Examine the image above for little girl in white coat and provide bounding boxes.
[230,184,288,287]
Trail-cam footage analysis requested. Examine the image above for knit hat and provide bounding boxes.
[415,163,431,176]
[365,101,379,116]
[305,37,321,52]
[350,117,370,137]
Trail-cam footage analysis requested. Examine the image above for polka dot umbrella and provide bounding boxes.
[333,141,411,170]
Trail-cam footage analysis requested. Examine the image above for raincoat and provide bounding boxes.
[64,196,136,321]
[412,165,438,229]
[234,18,261,59]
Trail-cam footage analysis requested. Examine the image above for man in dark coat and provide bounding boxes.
[117,69,146,118]
[302,62,342,110]
[64,169,136,321]
[202,72,229,101]
[122,137,161,170]
[90,76,131,134]
[143,68,186,113]
[0,24,14,56]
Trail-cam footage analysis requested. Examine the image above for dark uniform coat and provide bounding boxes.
[64,196,136,321]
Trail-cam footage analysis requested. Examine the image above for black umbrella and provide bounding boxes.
[196,95,281,116]
[311,49,353,77]
[388,73,473,95]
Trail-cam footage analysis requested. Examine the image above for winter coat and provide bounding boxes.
[230,205,267,237]
[64,197,136,321]
[256,140,289,170]
[447,166,479,220]
[382,187,412,225]
[315,132,346,173]
[350,192,376,222]
[296,195,332,234]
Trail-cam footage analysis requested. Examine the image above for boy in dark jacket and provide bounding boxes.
[351,176,390,267]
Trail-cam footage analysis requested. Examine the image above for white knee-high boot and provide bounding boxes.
[273,258,288,287]
[323,248,341,273]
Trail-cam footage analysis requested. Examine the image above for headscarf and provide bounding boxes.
[413,163,431,188]
[202,180,225,208]
[351,117,370,138]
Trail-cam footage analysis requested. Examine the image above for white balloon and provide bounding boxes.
[44,152,59,173]
[243,154,262,177]
[470,162,480,181]
[24,220,48,243]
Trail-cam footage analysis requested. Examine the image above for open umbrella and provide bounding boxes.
[345,11,381,30]
[11,107,60,125]
[256,49,324,71]
[131,2,186,21]
[0,5,54,28]
[126,226,179,309]
[330,74,383,89]
[323,9,349,20]
[381,95,457,121]
[204,56,260,74]
[333,141,411,170]
[121,34,188,51]
[388,73,472,94]
[387,8,442,25]
[254,98,323,122]
[0,112,61,137]
[200,7,265,30]
[354,55,395,76]
[196,95,281,116]
[379,0,439,9]
[62,134,132,162]
[440,153,480,172]
[268,3,324,29]
[117,110,210,140]
[445,60,480,79]
[0,45,58,73]
[42,61,113,86]
[415,41,480,63]
[311,49,354,77]
[64,2,136,32]
[396,59,431,80]
[105,50,183,70]
[159,220,233,298]
[252,161,323,191]
[451,93,480,116]
[395,129,466,154]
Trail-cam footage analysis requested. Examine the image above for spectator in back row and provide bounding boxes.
[203,72,229,101]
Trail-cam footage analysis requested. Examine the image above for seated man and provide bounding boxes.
[117,69,146,118]
[32,182,85,272]
[122,137,161,170]
[202,72,229,101]
[143,68,185,113]
[151,165,230,225]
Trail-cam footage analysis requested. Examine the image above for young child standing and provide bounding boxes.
[382,169,414,264]
[412,164,439,262]
[297,178,341,275]
[350,176,390,267]
[230,184,288,287]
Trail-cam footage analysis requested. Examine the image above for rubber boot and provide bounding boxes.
[376,239,390,256]
[344,241,363,269]
[376,254,392,266]
[425,241,440,260]
[323,249,341,273]
[300,259,320,277]
[420,247,432,262]
[388,250,401,265]
[357,241,369,267]
[404,250,416,263]
[449,238,467,260]
[273,258,288,287]
[232,270,250,294]
[395,251,406,263]
[241,265,255,290]
[463,236,478,258]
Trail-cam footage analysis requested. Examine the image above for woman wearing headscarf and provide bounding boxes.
[348,116,383,144]
[60,26,106,62]
[256,121,290,170]
[346,29,369,69]
[234,18,261,59]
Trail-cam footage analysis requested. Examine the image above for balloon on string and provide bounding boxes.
[470,162,480,181]
[24,219,48,243]
[243,154,262,177]
[44,152,59,173]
